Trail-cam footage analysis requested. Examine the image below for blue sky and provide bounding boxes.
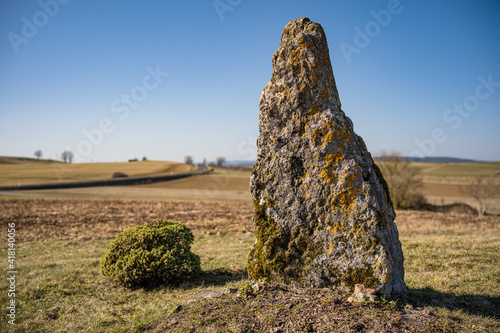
[1,0,499,163]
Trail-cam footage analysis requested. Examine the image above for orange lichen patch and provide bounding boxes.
[289,37,313,71]
[322,53,331,66]
[324,152,344,166]
[289,48,302,69]
[321,88,329,100]
[319,152,344,185]
[331,167,362,215]
[310,72,320,82]
[306,112,352,150]
[299,37,313,49]
[280,87,289,101]
[319,169,331,183]
[323,132,334,145]
[298,105,322,136]
[309,105,321,116]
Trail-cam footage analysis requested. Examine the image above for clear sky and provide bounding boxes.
[1,0,499,163]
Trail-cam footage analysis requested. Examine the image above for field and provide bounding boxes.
[0,159,499,331]
[0,199,499,332]
[0,157,193,186]
[4,161,499,214]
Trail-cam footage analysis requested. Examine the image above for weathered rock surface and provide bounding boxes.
[247,17,406,298]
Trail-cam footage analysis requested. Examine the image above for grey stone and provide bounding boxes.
[247,17,406,299]
[347,284,379,303]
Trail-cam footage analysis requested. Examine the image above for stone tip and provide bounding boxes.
[280,17,325,46]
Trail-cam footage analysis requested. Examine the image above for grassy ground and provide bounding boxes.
[0,199,499,332]
[0,235,250,332]
[412,161,500,182]
[0,157,193,186]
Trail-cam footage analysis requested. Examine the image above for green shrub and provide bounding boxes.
[100,218,201,287]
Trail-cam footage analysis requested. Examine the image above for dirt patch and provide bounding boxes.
[155,286,447,332]
[0,199,254,242]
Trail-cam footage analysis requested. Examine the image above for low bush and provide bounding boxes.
[100,218,201,287]
[112,171,128,178]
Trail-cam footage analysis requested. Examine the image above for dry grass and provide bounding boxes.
[0,199,499,332]
[4,186,252,202]
[0,157,192,186]
[410,161,500,181]
[0,235,251,332]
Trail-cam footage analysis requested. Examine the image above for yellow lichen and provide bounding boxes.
[321,88,329,100]
[298,37,313,49]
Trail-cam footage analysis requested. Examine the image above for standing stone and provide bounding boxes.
[247,17,406,298]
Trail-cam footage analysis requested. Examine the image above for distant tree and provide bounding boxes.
[377,151,425,209]
[460,177,498,216]
[216,157,226,167]
[142,156,148,161]
[61,151,74,163]
[184,156,194,165]
[61,151,68,163]
[34,150,42,159]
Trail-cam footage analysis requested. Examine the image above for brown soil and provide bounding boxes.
[0,199,253,242]
[2,199,499,242]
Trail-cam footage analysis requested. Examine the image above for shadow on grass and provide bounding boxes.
[408,287,500,319]
[186,268,248,287]
[142,268,248,292]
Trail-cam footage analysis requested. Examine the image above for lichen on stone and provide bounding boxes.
[249,17,406,299]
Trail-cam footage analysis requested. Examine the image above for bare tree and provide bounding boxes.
[34,150,42,159]
[460,177,498,216]
[61,151,68,163]
[376,151,424,209]
[216,157,226,167]
[184,156,194,165]
[61,151,74,163]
